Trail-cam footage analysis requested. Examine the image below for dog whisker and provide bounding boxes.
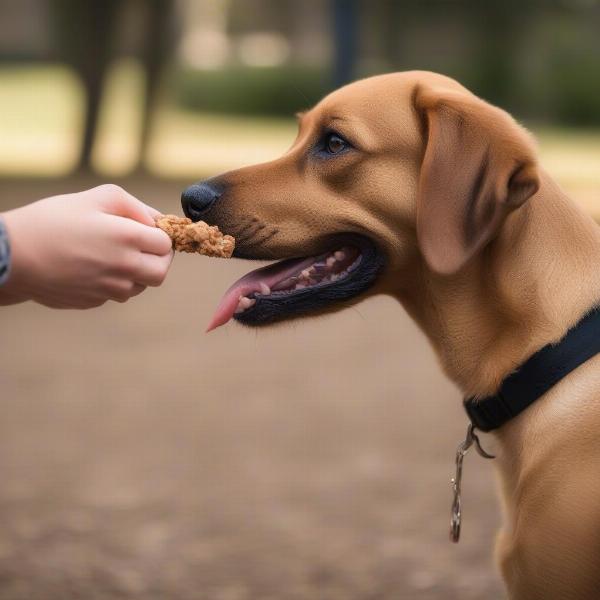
[233,219,270,246]
[233,220,255,238]
[239,228,279,250]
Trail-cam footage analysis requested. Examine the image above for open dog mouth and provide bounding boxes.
[207,236,384,331]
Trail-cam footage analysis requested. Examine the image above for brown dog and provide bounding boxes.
[182,71,600,599]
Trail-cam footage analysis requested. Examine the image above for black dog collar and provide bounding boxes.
[464,306,600,432]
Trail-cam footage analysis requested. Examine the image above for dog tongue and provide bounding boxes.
[206,256,318,332]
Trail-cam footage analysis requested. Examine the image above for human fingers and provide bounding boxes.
[112,217,173,256]
[93,184,157,227]
[109,281,147,303]
[130,252,173,287]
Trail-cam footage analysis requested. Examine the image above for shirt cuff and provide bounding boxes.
[0,217,11,286]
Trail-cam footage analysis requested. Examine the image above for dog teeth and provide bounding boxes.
[266,249,361,298]
[240,297,254,309]
[235,296,256,314]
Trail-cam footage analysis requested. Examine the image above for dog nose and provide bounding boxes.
[181,182,221,220]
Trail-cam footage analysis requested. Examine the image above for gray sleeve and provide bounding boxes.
[0,217,11,286]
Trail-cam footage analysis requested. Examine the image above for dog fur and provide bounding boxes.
[188,71,600,599]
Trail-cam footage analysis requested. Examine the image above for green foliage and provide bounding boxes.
[175,66,330,117]
[548,47,600,127]
[552,65,600,126]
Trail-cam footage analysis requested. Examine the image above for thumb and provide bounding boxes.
[95,184,158,227]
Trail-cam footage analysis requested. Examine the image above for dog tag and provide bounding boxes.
[450,424,494,543]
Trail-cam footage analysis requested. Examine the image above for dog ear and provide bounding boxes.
[414,85,539,275]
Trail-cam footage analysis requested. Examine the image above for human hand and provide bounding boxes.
[0,184,173,308]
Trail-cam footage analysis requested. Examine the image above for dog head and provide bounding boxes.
[182,71,539,330]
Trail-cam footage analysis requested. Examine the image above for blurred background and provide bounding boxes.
[1,1,599,598]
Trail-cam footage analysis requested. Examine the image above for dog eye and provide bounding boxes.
[324,133,348,154]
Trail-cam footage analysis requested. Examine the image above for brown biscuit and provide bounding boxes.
[154,214,235,258]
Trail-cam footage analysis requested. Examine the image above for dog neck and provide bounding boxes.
[397,170,600,533]
[398,170,600,400]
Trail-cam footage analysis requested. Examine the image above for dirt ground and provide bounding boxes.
[0,176,505,599]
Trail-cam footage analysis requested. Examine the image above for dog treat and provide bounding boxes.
[154,214,235,258]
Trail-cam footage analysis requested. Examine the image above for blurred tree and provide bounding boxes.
[332,0,359,87]
[378,0,405,69]
[464,0,535,109]
[50,0,177,173]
